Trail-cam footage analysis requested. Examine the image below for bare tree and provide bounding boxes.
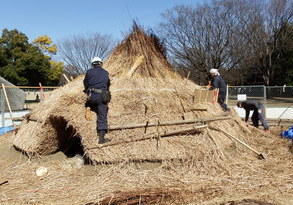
[57,33,116,75]
[158,0,293,85]
[251,0,293,85]
[158,0,260,84]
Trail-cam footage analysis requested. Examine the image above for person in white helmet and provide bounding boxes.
[209,68,229,112]
[83,57,111,144]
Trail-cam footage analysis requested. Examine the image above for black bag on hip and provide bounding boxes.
[101,90,111,103]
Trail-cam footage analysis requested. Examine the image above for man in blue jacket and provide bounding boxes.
[237,100,269,131]
[83,57,111,144]
[209,68,229,112]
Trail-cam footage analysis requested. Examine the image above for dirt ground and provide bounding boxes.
[0,125,293,205]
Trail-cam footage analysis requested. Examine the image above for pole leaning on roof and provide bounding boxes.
[1,84,15,127]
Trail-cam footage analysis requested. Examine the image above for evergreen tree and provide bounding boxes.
[0,29,51,85]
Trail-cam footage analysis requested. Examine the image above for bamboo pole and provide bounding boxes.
[63,74,70,83]
[0,181,8,186]
[210,127,265,159]
[108,115,230,131]
[8,115,42,123]
[1,84,15,127]
[126,55,144,78]
[277,105,291,126]
[192,108,208,111]
[88,124,207,149]
[1,85,59,89]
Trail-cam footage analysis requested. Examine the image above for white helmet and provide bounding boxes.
[91,57,103,64]
[209,68,220,75]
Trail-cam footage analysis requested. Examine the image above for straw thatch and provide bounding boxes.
[104,23,179,79]
[3,24,293,205]
[2,128,293,205]
[13,24,269,165]
[0,77,26,111]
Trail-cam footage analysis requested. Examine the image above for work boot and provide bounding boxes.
[98,130,111,144]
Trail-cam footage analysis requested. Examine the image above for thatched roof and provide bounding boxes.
[6,24,293,205]
[0,77,25,111]
[12,25,266,165]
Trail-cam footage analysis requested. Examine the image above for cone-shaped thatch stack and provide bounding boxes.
[13,24,264,164]
[104,23,180,79]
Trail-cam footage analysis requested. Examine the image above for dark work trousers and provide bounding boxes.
[88,92,108,131]
[218,93,228,111]
[251,104,269,130]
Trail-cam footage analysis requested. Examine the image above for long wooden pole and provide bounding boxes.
[88,124,207,149]
[1,84,15,127]
[63,74,70,83]
[211,127,265,159]
[277,106,291,126]
[108,115,230,131]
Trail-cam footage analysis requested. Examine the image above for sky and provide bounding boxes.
[0,0,205,43]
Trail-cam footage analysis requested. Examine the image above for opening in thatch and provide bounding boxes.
[48,116,84,158]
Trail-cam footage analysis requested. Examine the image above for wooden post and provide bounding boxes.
[0,89,5,127]
[1,84,15,127]
[225,84,229,105]
[39,83,45,100]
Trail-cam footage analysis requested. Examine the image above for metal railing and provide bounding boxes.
[226,85,293,121]
[1,85,292,127]
[227,85,293,108]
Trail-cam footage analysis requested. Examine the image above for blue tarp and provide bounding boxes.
[281,125,293,139]
[0,126,15,135]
